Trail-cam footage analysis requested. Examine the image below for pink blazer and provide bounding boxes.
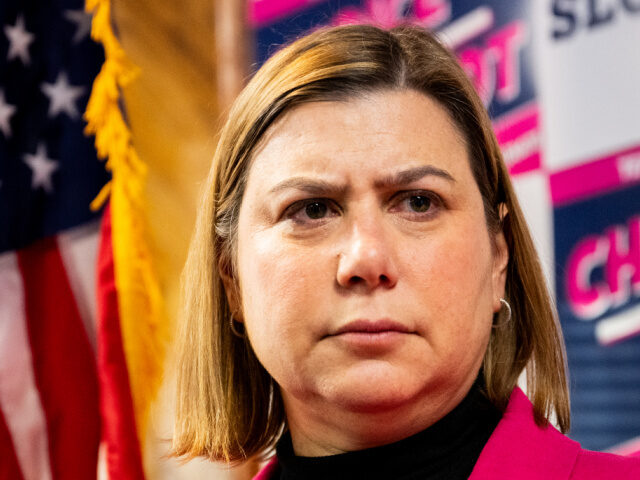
[253,387,640,479]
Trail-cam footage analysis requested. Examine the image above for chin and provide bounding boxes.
[318,363,429,414]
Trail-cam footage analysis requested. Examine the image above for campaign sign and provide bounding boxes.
[249,0,640,454]
[532,1,640,172]
[251,0,541,178]
[553,147,640,451]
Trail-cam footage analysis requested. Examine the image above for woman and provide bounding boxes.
[173,25,640,479]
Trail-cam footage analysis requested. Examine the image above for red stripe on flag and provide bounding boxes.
[97,203,146,479]
[0,405,25,480]
[17,237,100,480]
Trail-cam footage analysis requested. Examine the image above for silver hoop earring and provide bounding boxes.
[230,317,245,338]
[493,298,512,328]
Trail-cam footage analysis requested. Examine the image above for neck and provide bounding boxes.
[283,375,478,457]
[275,375,503,480]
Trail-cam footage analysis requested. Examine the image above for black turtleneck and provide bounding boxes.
[273,378,502,480]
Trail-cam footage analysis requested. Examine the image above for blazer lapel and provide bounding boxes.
[470,387,580,480]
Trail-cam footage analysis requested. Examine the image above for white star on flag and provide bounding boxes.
[41,72,86,119]
[0,90,16,138]
[23,143,60,193]
[63,9,93,44]
[4,15,35,65]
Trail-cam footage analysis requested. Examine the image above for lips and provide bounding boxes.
[326,319,414,353]
[331,319,412,336]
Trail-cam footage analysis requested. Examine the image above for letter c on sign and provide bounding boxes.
[566,235,611,319]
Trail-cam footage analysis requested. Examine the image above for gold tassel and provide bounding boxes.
[84,0,168,455]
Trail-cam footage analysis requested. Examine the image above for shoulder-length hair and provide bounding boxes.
[173,24,569,464]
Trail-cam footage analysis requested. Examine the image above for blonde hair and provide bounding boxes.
[173,24,570,464]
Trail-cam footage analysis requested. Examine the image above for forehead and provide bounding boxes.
[247,89,472,188]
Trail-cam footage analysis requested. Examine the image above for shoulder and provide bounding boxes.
[471,387,640,480]
[252,457,279,480]
[253,388,640,480]
[572,449,640,479]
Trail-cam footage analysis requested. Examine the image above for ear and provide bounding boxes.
[492,204,509,313]
[218,256,243,322]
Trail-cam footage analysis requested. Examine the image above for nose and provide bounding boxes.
[336,219,399,290]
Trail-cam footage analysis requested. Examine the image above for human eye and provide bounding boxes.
[390,190,443,219]
[283,198,340,225]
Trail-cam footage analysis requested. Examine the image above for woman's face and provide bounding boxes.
[231,89,508,453]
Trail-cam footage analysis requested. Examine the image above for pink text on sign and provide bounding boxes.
[566,216,640,321]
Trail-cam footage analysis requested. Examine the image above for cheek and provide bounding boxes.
[407,223,493,300]
[403,221,495,350]
[236,231,330,349]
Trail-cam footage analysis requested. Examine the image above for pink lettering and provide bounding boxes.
[458,47,495,105]
[333,0,452,29]
[367,0,411,27]
[414,0,451,29]
[566,217,640,320]
[606,218,640,305]
[487,21,528,103]
[566,236,610,319]
[333,0,412,27]
[332,7,365,26]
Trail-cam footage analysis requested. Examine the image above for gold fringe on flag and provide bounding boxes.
[84,0,168,453]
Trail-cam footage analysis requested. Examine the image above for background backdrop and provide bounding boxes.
[0,1,638,479]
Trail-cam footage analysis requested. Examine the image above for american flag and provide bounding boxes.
[0,0,110,478]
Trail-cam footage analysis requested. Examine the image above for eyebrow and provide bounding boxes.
[268,177,349,196]
[267,165,455,196]
[373,165,456,189]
